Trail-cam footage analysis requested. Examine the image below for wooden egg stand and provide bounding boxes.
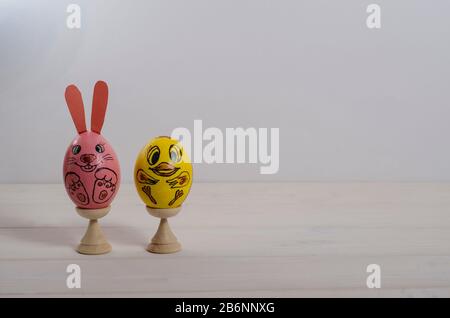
[76,206,112,255]
[146,206,182,254]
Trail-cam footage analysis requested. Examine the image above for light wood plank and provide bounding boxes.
[1,183,450,297]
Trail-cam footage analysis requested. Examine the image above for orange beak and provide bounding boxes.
[151,162,179,177]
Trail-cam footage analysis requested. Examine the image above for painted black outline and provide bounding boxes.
[150,162,179,177]
[136,168,159,185]
[166,171,191,189]
[65,172,89,206]
[67,152,114,173]
[95,144,105,153]
[72,145,81,155]
[168,189,184,207]
[136,169,159,205]
[169,144,182,163]
[92,167,118,204]
[146,145,161,167]
[142,185,157,205]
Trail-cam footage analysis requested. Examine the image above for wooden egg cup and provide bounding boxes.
[76,206,112,255]
[146,206,181,254]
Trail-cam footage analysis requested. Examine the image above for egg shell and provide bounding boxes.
[134,136,192,209]
[63,131,121,209]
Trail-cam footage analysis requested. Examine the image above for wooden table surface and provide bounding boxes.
[1,183,450,297]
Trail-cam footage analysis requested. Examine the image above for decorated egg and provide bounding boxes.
[63,81,121,209]
[134,136,192,209]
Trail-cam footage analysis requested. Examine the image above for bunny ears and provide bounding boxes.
[65,81,109,134]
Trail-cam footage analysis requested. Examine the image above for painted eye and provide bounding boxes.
[147,146,160,166]
[95,144,105,153]
[169,144,182,163]
[72,145,81,155]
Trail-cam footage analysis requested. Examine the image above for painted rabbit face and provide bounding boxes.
[62,81,121,209]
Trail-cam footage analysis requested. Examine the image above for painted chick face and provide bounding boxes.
[134,136,192,209]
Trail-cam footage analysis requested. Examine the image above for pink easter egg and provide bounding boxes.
[63,132,120,209]
[62,81,121,209]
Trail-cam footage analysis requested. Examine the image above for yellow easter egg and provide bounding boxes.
[134,136,192,209]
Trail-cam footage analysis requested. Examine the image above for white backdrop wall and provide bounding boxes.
[1,0,450,183]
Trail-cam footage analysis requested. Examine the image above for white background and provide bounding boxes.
[1,0,449,183]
